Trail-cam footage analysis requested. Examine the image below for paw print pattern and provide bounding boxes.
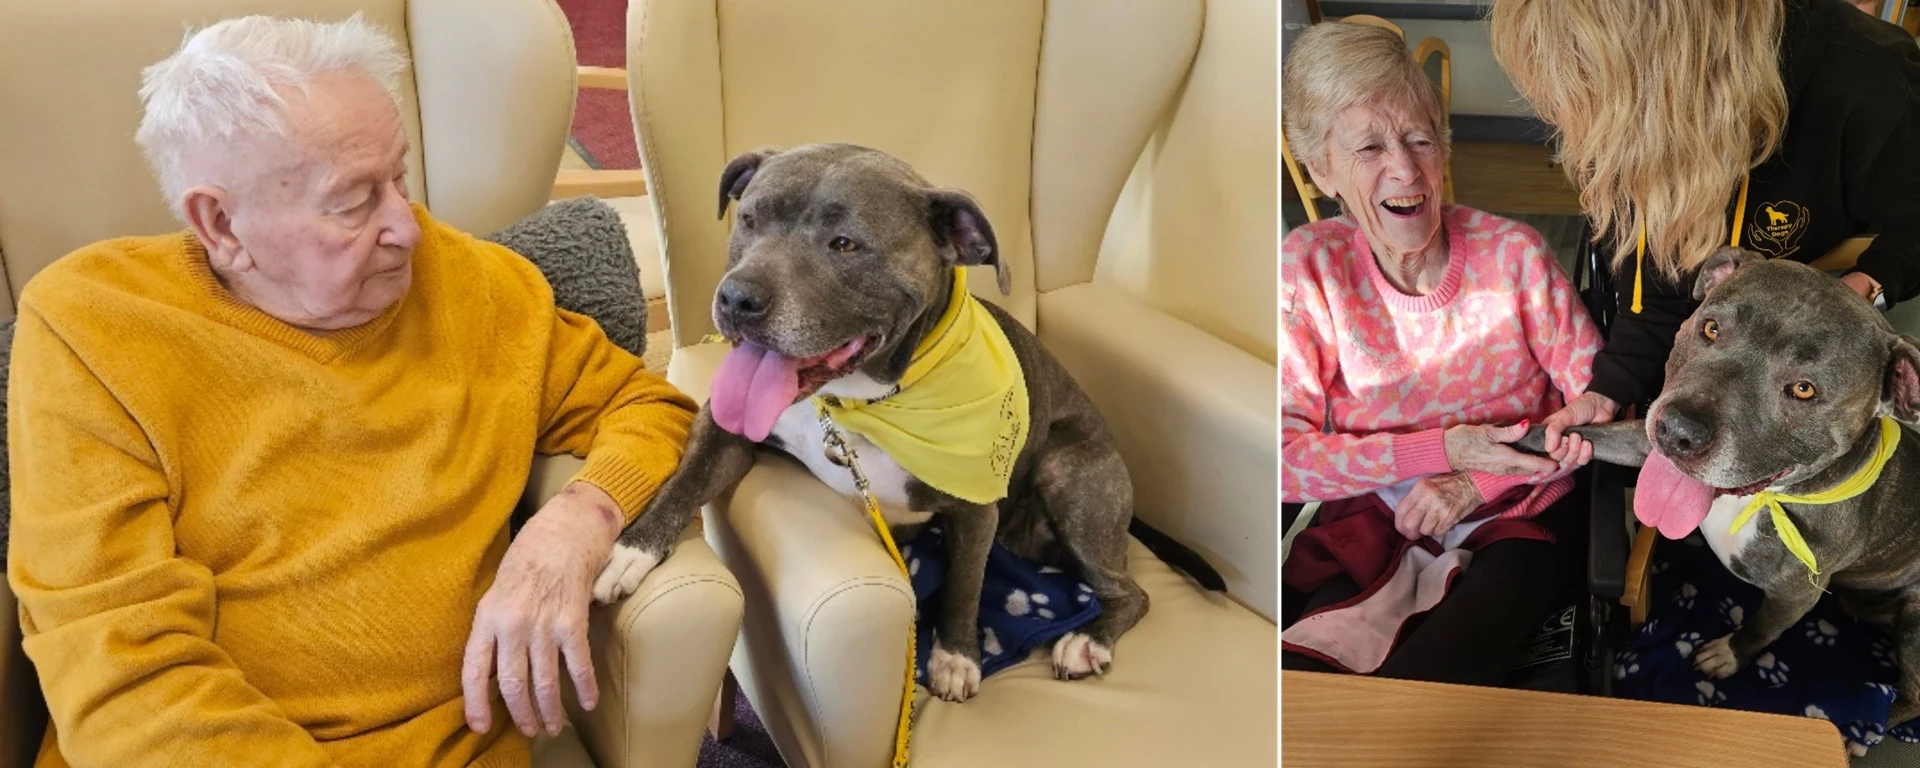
[1674,583,1698,610]
[1077,583,1093,603]
[1006,590,1031,617]
[1754,653,1789,686]
[1615,650,1641,680]
[909,558,921,577]
[1675,631,1704,657]
[1873,638,1897,669]
[1039,566,1063,574]
[1695,680,1727,706]
[1874,683,1898,702]
[1031,592,1055,619]
[1652,559,1671,574]
[1804,619,1840,646]
[980,627,1003,657]
[1846,723,1884,746]
[1718,597,1745,629]
[1807,704,1829,720]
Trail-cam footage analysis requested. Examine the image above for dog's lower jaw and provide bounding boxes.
[927,642,982,702]
[592,542,664,604]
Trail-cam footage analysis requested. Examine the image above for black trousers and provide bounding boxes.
[1281,492,1578,687]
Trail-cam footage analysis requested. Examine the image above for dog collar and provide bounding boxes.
[1728,416,1901,579]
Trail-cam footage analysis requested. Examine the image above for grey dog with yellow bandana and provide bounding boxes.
[586,144,1222,707]
[1521,248,1920,756]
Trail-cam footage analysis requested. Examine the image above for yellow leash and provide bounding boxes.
[1633,172,1749,314]
[816,404,916,768]
[1727,416,1902,581]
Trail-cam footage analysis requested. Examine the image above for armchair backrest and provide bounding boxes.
[0,0,577,316]
[1099,0,1277,363]
[630,0,1204,349]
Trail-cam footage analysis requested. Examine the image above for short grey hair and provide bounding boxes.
[1282,22,1450,172]
[135,14,409,219]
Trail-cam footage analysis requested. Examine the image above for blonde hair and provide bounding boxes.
[1491,0,1786,277]
[1283,22,1450,179]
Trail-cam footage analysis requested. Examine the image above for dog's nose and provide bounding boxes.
[717,279,772,320]
[1655,407,1718,461]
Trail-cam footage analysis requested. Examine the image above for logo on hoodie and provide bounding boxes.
[1747,200,1808,259]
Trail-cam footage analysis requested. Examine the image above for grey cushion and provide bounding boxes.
[488,196,649,358]
[0,197,650,566]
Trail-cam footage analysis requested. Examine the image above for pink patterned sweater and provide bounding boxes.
[1282,205,1604,520]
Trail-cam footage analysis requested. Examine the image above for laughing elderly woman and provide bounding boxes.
[1280,21,1604,684]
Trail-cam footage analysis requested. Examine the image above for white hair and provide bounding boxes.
[135,13,409,219]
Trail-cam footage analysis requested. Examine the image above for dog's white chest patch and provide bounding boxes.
[769,401,933,527]
[1700,493,1761,582]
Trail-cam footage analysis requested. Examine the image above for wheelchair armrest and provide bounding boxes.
[1587,460,1632,599]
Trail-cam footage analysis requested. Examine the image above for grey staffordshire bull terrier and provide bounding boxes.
[586,143,1220,702]
[1518,247,1920,754]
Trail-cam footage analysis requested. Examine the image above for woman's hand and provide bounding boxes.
[1443,422,1559,476]
[1397,472,1484,539]
[1542,391,1620,455]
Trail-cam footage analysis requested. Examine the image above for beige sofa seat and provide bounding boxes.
[0,2,741,767]
[632,1,1279,766]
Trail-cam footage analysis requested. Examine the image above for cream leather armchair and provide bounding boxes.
[628,1,1278,765]
[0,2,741,766]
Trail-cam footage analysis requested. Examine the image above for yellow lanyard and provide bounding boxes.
[1728,416,1901,580]
[1632,172,1750,313]
[817,406,917,768]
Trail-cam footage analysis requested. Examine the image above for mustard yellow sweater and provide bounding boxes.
[7,206,696,768]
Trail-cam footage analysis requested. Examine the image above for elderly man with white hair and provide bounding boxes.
[7,15,696,768]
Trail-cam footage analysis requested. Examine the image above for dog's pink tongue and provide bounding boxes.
[1636,451,1718,539]
[709,342,801,442]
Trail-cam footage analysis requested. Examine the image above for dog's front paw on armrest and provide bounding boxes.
[573,521,743,768]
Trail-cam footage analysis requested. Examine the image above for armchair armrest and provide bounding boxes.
[1036,283,1277,620]
[703,455,915,768]
[524,455,745,768]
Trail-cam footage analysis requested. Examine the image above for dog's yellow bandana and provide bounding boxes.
[1728,416,1902,578]
[815,268,1030,504]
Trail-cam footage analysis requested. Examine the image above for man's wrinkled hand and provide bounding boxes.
[463,482,622,738]
[1396,472,1484,540]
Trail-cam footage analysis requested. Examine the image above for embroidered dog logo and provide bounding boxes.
[1747,200,1808,259]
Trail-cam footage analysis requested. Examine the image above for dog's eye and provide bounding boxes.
[1788,381,1818,400]
[739,212,755,229]
[1703,319,1720,341]
[828,236,859,253]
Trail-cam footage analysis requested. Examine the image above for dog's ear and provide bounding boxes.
[717,148,779,219]
[928,189,1010,296]
[1884,334,1920,424]
[1691,247,1761,301]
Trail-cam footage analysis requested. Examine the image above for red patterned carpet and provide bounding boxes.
[556,0,640,170]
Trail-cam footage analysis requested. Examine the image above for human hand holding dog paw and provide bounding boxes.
[1396,472,1483,539]
[463,482,622,738]
[1542,391,1619,454]
[1444,422,1559,476]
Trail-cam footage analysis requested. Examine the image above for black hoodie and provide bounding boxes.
[1587,0,1920,408]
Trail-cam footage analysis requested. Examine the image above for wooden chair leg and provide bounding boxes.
[708,669,738,742]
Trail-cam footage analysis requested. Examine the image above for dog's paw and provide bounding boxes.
[1051,632,1113,681]
[1692,634,1741,679]
[592,544,661,605]
[928,642,981,702]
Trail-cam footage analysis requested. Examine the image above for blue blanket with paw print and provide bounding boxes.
[1616,533,1916,751]
[902,523,1102,684]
